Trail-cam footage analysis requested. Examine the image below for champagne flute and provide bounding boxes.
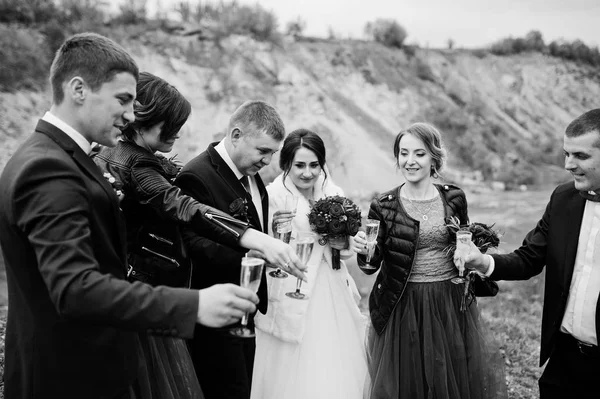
[229,256,265,338]
[270,194,299,279]
[285,231,315,300]
[451,230,472,284]
[361,219,380,270]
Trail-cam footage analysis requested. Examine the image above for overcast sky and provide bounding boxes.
[136,0,600,49]
[248,0,600,48]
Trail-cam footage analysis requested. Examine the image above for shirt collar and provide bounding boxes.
[215,140,245,180]
[42,111,92,155]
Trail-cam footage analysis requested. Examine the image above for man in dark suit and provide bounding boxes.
[462,108,600,398]
[175,100,286,399]
[0,33,260,399]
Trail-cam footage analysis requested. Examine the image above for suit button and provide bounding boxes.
[377,284,382,289]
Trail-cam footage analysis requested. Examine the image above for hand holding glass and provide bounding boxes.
[230,257,264,337]
[285,232,315,300]
[451,230,472,284]
[361,219,380,270]
[270,195,299,279]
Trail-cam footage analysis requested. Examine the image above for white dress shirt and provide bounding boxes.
[215,140,264,230]
[560,199,600,345]
[42,112,92,155]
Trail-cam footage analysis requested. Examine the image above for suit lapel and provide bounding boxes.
[207,144,264,231]
[36,121,127,259]
[560,188,585,288]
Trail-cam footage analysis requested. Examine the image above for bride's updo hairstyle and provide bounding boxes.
[279,128,328,184]
[393,122,447,178]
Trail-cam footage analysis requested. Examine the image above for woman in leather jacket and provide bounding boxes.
[353,123,507,399]
[93,72,303,399]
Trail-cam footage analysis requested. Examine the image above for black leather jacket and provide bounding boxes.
[93,140,250,287]
[358,183,469,334]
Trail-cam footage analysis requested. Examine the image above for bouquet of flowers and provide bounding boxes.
[308,195,361,269]
[445,216,501,255]
[445,216,502,311]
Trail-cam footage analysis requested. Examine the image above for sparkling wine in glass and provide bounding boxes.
[285,232,315,300]
[230,256,265,338]
[451,230,472,284]
[270,194,299,279]
[361,219,380,270]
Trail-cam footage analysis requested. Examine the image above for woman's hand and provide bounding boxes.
[271,210,295,234]
[329,235,348,250]
[352,231,369,255]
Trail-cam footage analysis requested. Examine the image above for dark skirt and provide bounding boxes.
[365,279,508,399]
[136,334,204,399]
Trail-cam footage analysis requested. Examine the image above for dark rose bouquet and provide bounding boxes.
[445,216,501,255]
[445,216,502,311]
[308,195,361,269]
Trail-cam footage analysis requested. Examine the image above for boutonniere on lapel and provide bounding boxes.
[103,172,125,202]
[155,153,182,182]
[229,198,249,222]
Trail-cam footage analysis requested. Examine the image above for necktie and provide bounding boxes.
[240,175,251,194]
[580,190,600,202]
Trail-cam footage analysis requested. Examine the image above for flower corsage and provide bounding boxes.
[229,198,249,222]
[103,172,124,202]
[155,153,182,182]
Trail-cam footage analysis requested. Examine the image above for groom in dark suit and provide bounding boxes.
[462,108,600,398]
[175,100,285,399]
[0,33,260,399]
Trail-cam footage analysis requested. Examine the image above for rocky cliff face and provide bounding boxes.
[2,30,599,195]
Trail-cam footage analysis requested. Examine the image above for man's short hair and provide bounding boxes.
[229,100,285,141]
[566,109,600,148]
[49,32,139,104]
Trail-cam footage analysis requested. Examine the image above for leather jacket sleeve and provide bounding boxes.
[174,169,249,274]
[129,158,249,248]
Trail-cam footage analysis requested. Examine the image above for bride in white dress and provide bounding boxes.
[251,128,368,399]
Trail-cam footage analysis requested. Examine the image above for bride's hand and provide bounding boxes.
[329,235,348,250]
[352,231,369,255]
